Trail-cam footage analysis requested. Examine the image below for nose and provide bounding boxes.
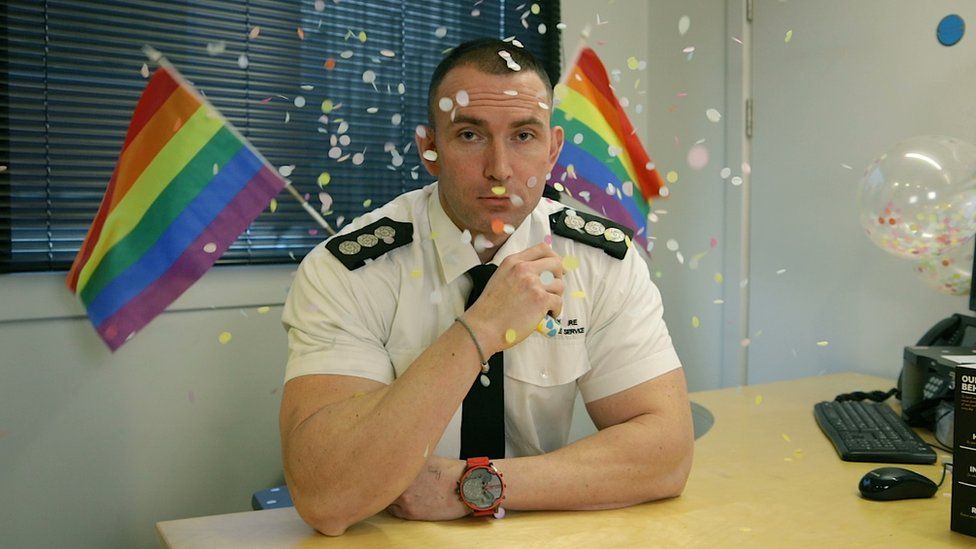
[483,140,513,183]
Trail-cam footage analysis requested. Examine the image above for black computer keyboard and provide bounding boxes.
[813,400,937,464]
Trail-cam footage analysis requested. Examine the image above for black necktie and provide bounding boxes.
[460,264,505,460]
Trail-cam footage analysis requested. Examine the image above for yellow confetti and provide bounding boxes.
[317,171,331,187]
[781,433,791,443]
[562,255,580,271]
[505,329,517,344]
[430,231,440,240]
[691,316,700,328]
[358,30,368,43]
[218,331,233,345]
[256,306,270,314]
[626,56,639,70]
[352,392,366,398]
[269,198,278,213]
[654,270,663,278]
[784,457,793,462]
[816,340,829,347]
[571,290,587,299]
[491,186,506,195]
[714,272,723,284]
[363,199,372,208]
[666,170,679,183]
[738,527,753,533]
[321,99,334,113]
[249,26,260,39]
[410,269,422,279]
[754,395,763,405]
[530,3,540,15]
[785,29,793,43]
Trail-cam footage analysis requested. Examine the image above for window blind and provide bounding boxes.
[0,0,561,273]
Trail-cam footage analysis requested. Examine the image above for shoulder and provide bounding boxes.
[323,187,428,271]
[547,205,633,260]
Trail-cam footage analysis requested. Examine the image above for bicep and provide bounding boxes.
[279,374,387,440]
[585,367,691,431]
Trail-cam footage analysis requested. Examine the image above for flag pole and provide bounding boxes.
[142,45,335,236]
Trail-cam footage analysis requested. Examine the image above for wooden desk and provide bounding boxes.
[156,373,971,547]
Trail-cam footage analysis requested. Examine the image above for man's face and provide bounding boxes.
[417,65,564,243]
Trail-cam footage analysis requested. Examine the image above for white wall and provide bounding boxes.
[746,0,974,383]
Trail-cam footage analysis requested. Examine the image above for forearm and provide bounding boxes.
[496,413,694,511]
[281,322,483,533]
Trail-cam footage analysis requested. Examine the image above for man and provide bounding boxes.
[279,38,693,536]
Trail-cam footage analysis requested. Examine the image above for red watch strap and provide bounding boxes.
[466,456,490,468]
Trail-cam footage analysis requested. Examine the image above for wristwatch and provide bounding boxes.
[457,456,506,516]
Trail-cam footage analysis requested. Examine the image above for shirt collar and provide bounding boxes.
[427,183,553,285]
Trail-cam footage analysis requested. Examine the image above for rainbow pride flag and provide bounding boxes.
[550,47,665,250]
[66,61,286,351]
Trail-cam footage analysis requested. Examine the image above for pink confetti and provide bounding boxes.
[710,238,718,248]
[260,97,273,104]
[308,228,319,236]
[544,234,553,246]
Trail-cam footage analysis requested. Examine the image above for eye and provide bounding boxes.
[459,130,479,141]
[516,131,535,142]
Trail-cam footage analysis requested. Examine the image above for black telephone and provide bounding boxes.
[897,313,976,430]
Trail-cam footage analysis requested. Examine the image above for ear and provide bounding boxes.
[546,125,565,171]
[415,125,440,177]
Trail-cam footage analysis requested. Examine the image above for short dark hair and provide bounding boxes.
[426,38,554,125]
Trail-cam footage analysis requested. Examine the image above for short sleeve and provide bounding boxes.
[578,246,682,403]
[281,245,395,385]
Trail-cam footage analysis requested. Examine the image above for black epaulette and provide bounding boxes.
[549,209,633,260]
[325,217,413,270]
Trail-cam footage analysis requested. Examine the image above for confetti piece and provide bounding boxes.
[324,57,336,70]
[238,54,249,69]
[687,144,709,170]
[438,97,453,111]
[491,186,505,196]
[754,394,763,405]
[257,306,270,314]
[720,167,731,179]
[297,27,305,40]
[710,238,718,248]
[505,329,517,344]
[140,63,149,78]
[422,150,438,162]
[782,433,792,443]
[666,239,679,251]
[785,29,793,43]
[363,199,372,208]
[362,70,376,84]
[203,242,217,253]
[817,341,829,347]
[706,108,722,122]
[540,271,555,285]
[714,273,723,284]
[731,176,743,186]
[278,165,295,177]
[666,170,678,183]
[435,26,448,38]
[294,96,306,108]
[572,290,586,299]
[627,56,639,70]
[562,255,580,271]
[218,331,233,344]
[249,26,260,39]
[411,269,422,279]
[491,219,505,234]
[741,338,751,347]
[776,268,786,275]
[692,316,700,328]
[206,40,227,56]
[679,15,691,36]
[269,198,278,212]
[317,172,331,187]
[358,31,367,43]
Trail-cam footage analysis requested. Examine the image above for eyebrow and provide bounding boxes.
[450,114,546,129]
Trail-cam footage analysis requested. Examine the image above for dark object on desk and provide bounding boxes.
[858,467,938,501]
[814,400,936,464]
[251,485,293,510]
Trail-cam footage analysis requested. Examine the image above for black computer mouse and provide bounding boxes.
[858,467,938,501]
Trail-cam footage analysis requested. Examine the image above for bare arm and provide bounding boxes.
[279,243,564,535]
[388,367,693,519]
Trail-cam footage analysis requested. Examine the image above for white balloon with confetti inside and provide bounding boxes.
[857,135,976,259]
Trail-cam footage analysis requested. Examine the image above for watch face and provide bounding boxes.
[461,467,503,510]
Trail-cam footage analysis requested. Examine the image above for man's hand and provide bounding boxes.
[386,456,470,521]
[464,242,565,355]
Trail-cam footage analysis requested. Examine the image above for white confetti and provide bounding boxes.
[706,108,722,122]
[278,165,295,177]
[438,97,453,112]
[294,96,306,108]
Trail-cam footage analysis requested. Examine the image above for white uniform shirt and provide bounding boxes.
[282,182,681,458]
